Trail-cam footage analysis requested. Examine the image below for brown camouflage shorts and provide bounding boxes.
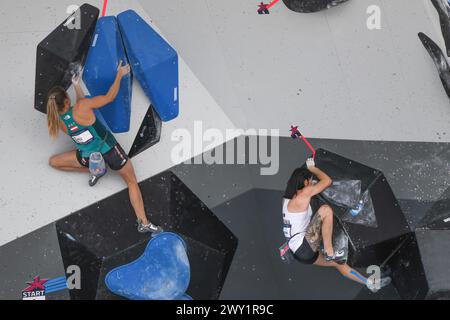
[305,212,323,252]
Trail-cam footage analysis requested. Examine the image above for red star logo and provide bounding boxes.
[23,276,48,292]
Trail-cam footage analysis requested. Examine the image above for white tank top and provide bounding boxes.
[282,198,313,252]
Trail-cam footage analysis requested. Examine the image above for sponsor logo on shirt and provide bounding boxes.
[69,124,79,132]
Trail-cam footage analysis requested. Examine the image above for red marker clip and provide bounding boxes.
[290,125,316,158]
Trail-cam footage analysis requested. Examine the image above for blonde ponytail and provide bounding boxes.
[46,86,69,139]
[47,97,60,139]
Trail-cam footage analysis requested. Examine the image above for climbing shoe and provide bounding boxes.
[137,220,163,235]
[324,248,347,264]
[88,169,107,187]
[367,276,392,293]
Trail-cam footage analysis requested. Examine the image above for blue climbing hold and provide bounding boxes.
[117,10,179,122]
[83,16,132,133]
[105,232,191,300]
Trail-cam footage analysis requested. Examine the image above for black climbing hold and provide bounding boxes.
[55,171,238,300]
[128,105,162,159]
[282,0,349,13]
[418,32,450,100]
[314,150,410,267]
[431,0,450,57]
[34,4,99,113]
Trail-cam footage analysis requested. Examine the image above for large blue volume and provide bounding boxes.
[105,232,191,300]
[117,10,179,122]
[83,16,132,133]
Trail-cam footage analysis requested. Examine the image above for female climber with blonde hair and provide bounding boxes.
[46,61,162,234]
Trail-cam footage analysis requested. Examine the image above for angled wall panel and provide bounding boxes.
[34,4,99,113]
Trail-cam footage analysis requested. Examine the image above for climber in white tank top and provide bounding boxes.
[281,157,392,293]
[282,199,313,252]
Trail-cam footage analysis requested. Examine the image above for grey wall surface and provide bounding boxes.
[0,223,69,300]
[3,136,431,300]
[138,0,450,143]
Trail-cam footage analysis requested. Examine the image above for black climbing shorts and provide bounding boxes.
[77,144,129,171]
[293,239,319,265]
[292,211,323,265]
